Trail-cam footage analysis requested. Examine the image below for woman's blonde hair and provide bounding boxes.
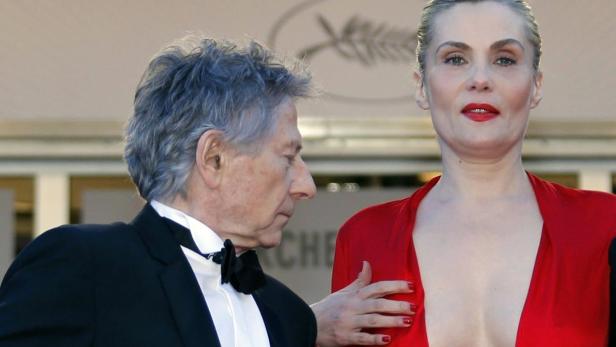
[415,0,541,75]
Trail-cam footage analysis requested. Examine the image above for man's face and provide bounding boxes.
[216,99,316,249]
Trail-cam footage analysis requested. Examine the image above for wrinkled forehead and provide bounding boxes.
[430,1,529,50]
[267,99,302,148]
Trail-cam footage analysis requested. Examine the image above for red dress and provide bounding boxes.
[331,174,616,346]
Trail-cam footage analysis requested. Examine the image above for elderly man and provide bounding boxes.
[0,37,412,347]
[0,37,316,347]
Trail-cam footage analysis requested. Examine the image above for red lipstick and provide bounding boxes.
[461,103,500,122]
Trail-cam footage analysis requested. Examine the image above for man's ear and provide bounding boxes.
[530,70,544,109]
[194,130,226,188]
[414,70,430,110]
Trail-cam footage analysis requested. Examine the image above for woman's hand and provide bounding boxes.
[311,261,415,346]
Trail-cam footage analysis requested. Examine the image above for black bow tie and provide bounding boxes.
[164,218,266,294]
[208,239,266,294]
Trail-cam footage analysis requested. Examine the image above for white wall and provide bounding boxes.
[1,0,615,121]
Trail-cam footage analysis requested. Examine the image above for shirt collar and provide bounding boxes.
[150,200,225,254]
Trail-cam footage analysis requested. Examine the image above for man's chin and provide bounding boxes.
[257,231,283,249]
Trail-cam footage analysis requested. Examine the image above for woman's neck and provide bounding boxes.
[434,140,531,202]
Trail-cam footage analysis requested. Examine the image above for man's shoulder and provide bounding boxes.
[44,222,132,237]
[24,222,135,253]
[6,222,141,277]
[0,224,133,314]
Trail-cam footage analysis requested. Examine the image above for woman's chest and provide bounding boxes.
[412,213,543,347]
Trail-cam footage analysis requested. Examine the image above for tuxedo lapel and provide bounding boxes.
[160,261,221,347]
[252,288,286,347]
[131,205,221,347]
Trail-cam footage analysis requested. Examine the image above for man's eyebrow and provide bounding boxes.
[490,38,525,52]
[435,41,471,55]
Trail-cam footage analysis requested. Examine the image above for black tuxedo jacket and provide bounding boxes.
[0,205,316,347]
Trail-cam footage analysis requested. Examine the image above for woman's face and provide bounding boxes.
[416,1,543,160]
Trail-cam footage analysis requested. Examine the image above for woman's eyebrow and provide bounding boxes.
[435,39,525,55]
[435,41,470,55]
[491,38,525,51]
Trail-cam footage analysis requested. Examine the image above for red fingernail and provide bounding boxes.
[408,281,415,291]
[382,335,391,343]
[410,303,417,313]
[403,317,413,325]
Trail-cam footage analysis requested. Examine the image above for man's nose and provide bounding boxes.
[290,157,316,200]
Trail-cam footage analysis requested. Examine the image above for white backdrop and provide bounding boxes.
[1,0,615,121]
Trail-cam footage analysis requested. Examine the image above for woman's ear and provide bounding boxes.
[414,70,430,110]
[530,71,544,109]
[194,130,226,188]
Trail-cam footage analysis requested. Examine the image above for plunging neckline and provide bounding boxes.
[406,173,548,347]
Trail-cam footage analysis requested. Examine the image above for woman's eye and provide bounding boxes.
[495,57,516,66]
[444,55,466,65]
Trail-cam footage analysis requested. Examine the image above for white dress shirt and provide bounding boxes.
[151,200,270,347]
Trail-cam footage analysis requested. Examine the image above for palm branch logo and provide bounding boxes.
[297,14,417,66]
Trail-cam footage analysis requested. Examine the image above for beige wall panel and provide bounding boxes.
[0,190,15,279]
[81,189,144,224]
[1,1,615,121]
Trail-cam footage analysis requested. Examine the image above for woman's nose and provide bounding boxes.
[466,65,493,92]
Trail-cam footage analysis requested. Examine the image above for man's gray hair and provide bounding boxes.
[124,37,313,202]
